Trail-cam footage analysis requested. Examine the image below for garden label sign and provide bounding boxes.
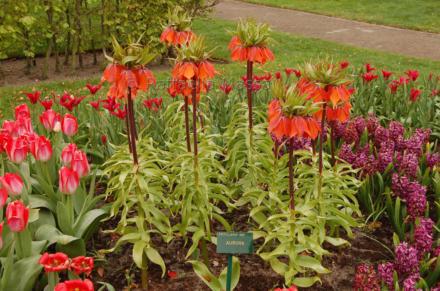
[216,232,253,291]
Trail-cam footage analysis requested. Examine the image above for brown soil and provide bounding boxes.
[89,210,393,291]
[0,52,106,87]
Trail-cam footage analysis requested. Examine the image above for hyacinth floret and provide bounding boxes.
[377,262,394,290]
[394,242,419,276]
[414,218,434,259]
[353,264,380,291]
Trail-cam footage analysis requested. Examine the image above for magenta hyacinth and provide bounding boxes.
[406,184,427,220]
[395,242,419,276]
[426,152,440,168]
[402,273,420,291]
[377,262,394,290]
[414,218,434,258]
[353,264,380,291]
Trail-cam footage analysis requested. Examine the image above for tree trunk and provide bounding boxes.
[64,3,71,66]
[85,0,97,65]
[42,0,54,80]
[75,0,83,68]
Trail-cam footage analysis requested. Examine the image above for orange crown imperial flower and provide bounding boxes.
[101,36,157,99]
[300,60,353,122]
[160,7,194,46]
[268,78,322,140]
[228,19,274,64]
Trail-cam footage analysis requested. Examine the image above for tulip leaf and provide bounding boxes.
[5,255,42,291]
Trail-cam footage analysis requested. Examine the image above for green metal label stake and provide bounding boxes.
[216,232,253,291]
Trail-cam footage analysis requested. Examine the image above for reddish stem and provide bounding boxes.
[246,60,254,131]
[319,103,327,175]
[184,96,192,152]
[127,88,138,165]
[125,104,132,153]
[192,79,198,160]
[289,137,295,210]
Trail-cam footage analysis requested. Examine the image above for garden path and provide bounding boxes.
[214,0,440,60]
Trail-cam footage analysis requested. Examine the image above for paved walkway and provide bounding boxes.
[213,0,440,60]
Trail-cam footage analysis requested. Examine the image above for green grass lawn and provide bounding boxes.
[241,0,440,33]
[1,17,439,116]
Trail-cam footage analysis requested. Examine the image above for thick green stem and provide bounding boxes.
[141,268,148,290]
[201,239,209,266]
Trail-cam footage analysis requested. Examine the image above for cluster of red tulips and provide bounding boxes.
[39,252,94,291]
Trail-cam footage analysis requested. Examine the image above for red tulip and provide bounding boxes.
[365,63,375,73]
[70,256,94,275]
[25,91,41,104]
[89,101,100,110]
[431,89,439,97]
[71,150,90,178]
[61,114,78,137]
[1,173,24,196]
[15,104,31,120]
[86,83,102,95]
[29,135,53,162]
[410,88,422,102]
[362,72,378,83]
[39,252,70,272]
[54,279,94,291]
[219,82,233,95]
[406,70,419,81]
[61,143,78,165]
[59,93,76,111]
[340,61,349,69]
[40,98,54,110]
[111,108,127,120]
[101,135,107,144]
[40,109,61,132]
[143,98,163,112]
[101,96,119,112]
[388,80,400,94]
[275,71,282,79]
[381,70,392,80]
[5,136,29,163]
[0,222,3,249]
[6,200,29,232]
[0,189,8,207]
[59,166,80,194]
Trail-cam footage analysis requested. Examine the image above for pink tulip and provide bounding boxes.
[1,120,16,135]
[15,104,31,120]
[5,136,29,163]
[40,110,61,132]
[61,114,78,137]
[61,144,78,165]
[29,135,53,162]
[59,167,80,194]
[6,200,29,232]
[15,117,34,136]
[71,151,90,178]
[1,173,24,196]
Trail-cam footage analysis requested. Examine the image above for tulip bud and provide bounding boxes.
[5,136,29,163]
[40,109,61,132]
[61,114,78,137]
[6,200,29,232]
[59,166,80,194]
[1,173,24,196]
[71,151,90,178]
[29,135,53,162]
[61,143,78,165]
